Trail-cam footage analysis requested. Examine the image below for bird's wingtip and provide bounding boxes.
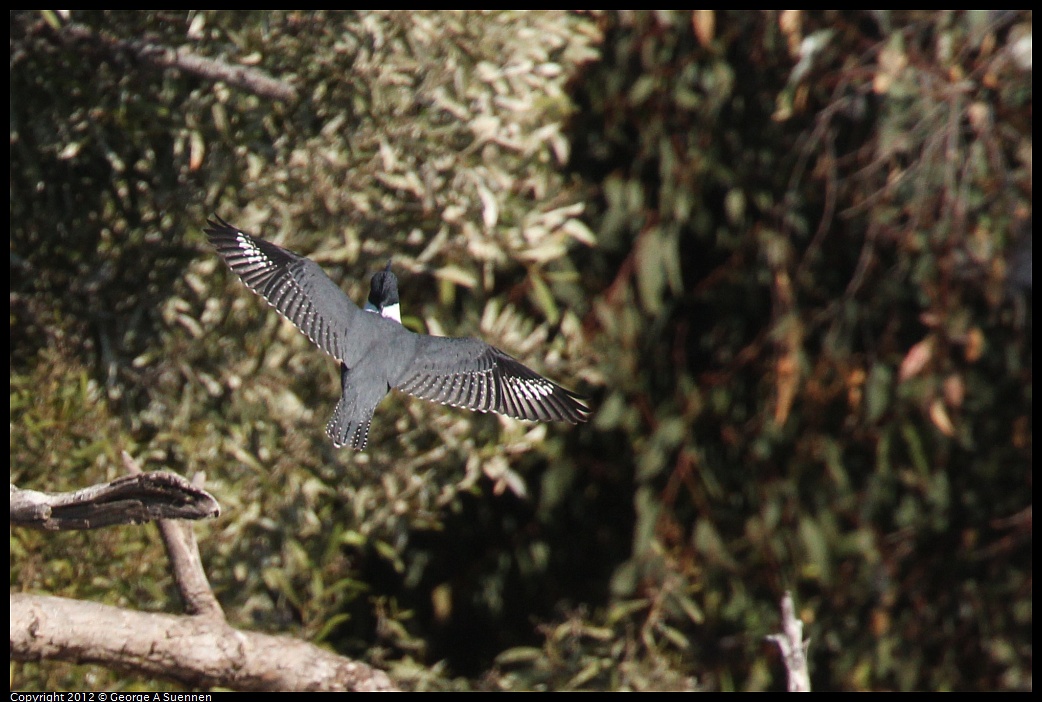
[205,214,234,232]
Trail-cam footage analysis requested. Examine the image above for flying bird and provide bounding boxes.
[205,217,590,449]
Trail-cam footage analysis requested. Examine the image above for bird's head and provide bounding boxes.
[365,260,401,323]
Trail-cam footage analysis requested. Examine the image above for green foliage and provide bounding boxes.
[11,9,599,691]
[10,9,1031,692]
[566,9,1031,692]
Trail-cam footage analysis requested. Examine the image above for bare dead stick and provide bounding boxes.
[10,471,219,530]
[766,590,811,692]
[58,22,299,102]
[121,451,225,618]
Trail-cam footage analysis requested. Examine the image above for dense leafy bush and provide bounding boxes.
[11,10,1030,691]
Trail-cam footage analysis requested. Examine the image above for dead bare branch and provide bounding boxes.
[10,472,219,530]
[118,451,224,618]
[11,593,398,692]
[57,22,299,102]
[766,591,811,692]
[11,453,397,690]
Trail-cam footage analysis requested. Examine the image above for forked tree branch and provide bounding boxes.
[11,452,398,691]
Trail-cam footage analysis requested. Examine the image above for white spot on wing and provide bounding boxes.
[236,231,270,268]
[508,376,555,399]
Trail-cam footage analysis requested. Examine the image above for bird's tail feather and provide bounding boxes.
[327,400,373,451]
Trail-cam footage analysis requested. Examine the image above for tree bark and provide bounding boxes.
[11,593,398,692]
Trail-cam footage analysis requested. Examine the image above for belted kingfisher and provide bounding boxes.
[205,217,590,449]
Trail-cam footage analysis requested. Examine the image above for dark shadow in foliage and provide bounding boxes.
[558,9,1031,692]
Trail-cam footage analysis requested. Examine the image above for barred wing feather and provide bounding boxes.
[395,336,589,424]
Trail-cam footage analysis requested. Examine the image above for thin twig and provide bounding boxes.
[766,591,811,692]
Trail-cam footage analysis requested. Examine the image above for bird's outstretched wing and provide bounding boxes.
[395,335,590,424]
[204,217,362,364]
